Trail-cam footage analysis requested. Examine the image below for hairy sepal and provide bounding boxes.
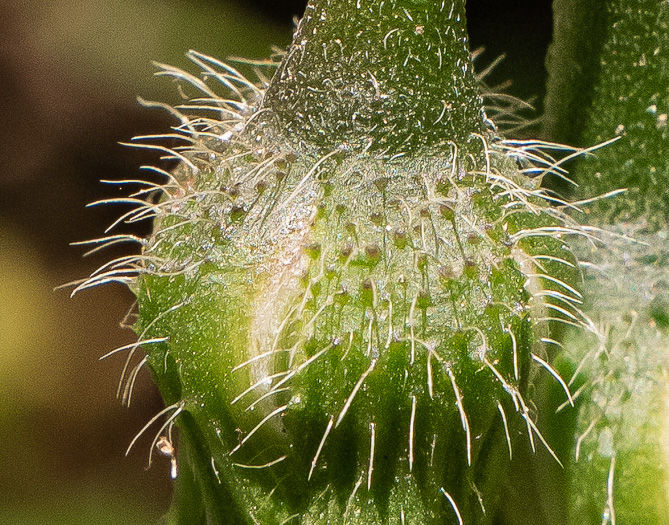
[130,125,584,523]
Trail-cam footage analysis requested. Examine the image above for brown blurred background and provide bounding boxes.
[0,1,551,522]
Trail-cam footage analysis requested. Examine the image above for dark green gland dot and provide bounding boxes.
[321,181,334,197]
[305,242,322,260]
[364,244,382,264]
[360,278,375,306]
[316,203,327,220]
[333,151,347,165]
[334,286,350,306]
[370,212,384,226]
[484,225,501,243]
[255,180,268,195]
[467,233,482,245]
[484,303,500,318]
[417,252,429,271]
[229,205,246,222]
[340,244,354,260]
[439,204,455,221]
[274,153,296,170]
[227,184,241,198]
[463,258,479,279]
[649,294,669,330]
[417,290,433,310]
[198,260,218,276]
[275,170,287,182]
[392,229,408,249]
[299,269,311,286]
[420,207,431,219]
[345,222,357,235]
[373,177,389,193]
[273,157,288,170]
[335,203,347,215]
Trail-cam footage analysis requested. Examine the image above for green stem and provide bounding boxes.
[544,1,669,522]
[545,0,669,225]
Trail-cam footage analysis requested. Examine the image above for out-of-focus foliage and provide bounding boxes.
[0,1,289,522]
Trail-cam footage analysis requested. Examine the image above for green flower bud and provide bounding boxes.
[75,1,602,522]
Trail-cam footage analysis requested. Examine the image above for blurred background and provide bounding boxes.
[0,1,552,522]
